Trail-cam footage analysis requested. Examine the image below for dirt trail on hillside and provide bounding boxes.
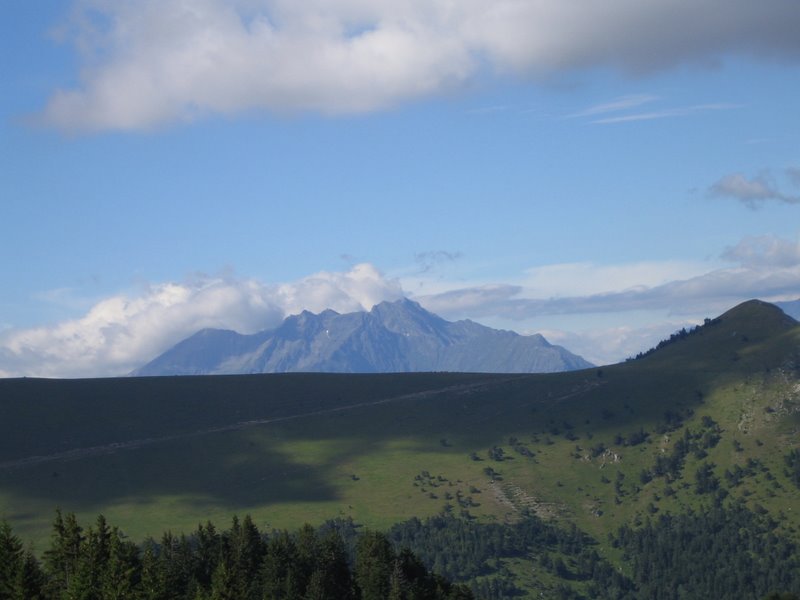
[543,378,608,408]
[0,377,524,472]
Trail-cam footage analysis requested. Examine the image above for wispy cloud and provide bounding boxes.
[414,250,464,274]
[39,0,800,131]
[566,94,657,118]
[414,236,800,362]
[420,261,799,322]
[708,169,800,207]
[464,105,509,116]
[592,103,740,124]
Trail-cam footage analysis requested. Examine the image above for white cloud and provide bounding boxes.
[41,0,800,130]
[520,260,710,297]
[274,262,404,315]
[418,261,800,323]
[709,170,800,207]
[0,263,401,378]
[722,235,800,268]
[400,259,711,310]
[415,238,800,328]
[412,259,712,317]
[417,284,522,316]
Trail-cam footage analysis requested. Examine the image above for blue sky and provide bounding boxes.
[1,0,799,377]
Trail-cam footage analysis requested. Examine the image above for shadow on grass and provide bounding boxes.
[0,366,721,509]
[1,333,790,545]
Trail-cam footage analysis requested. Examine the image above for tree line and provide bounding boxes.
[0,511,472,600]
[3,499,800,599]
[629,317,721,361]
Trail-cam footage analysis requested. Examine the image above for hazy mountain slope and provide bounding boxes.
[132,298,593,376]
[777,298,800,320]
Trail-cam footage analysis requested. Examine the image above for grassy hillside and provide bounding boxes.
[1,300,799,595]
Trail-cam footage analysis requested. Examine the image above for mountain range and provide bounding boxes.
[132,298,593,376]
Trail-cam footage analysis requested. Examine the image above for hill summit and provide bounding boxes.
[132,298,593,376]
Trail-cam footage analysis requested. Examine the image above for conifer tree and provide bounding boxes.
[138,540,165,600]
[388,559,406,600]
[260,530,301,599]
[355,530,394,600]
[302,570,326,600]
[294,523,318,593]
[0,520,24,600]
[64,516,113,600]
[313,530,354,600]
[43,510,84,597]
[225,515,263,600]
[208,560,236,600]
[193,521,221,592]
[100,527,140,600]
[11,548,46,600]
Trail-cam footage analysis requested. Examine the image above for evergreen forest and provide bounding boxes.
[3,500,800,599]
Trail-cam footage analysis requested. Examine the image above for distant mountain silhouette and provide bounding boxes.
[131,298,593,376]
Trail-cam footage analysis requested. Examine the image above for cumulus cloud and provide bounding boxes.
[41,0,800,130]
[0,263,401,378]
[709,170,800,207]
